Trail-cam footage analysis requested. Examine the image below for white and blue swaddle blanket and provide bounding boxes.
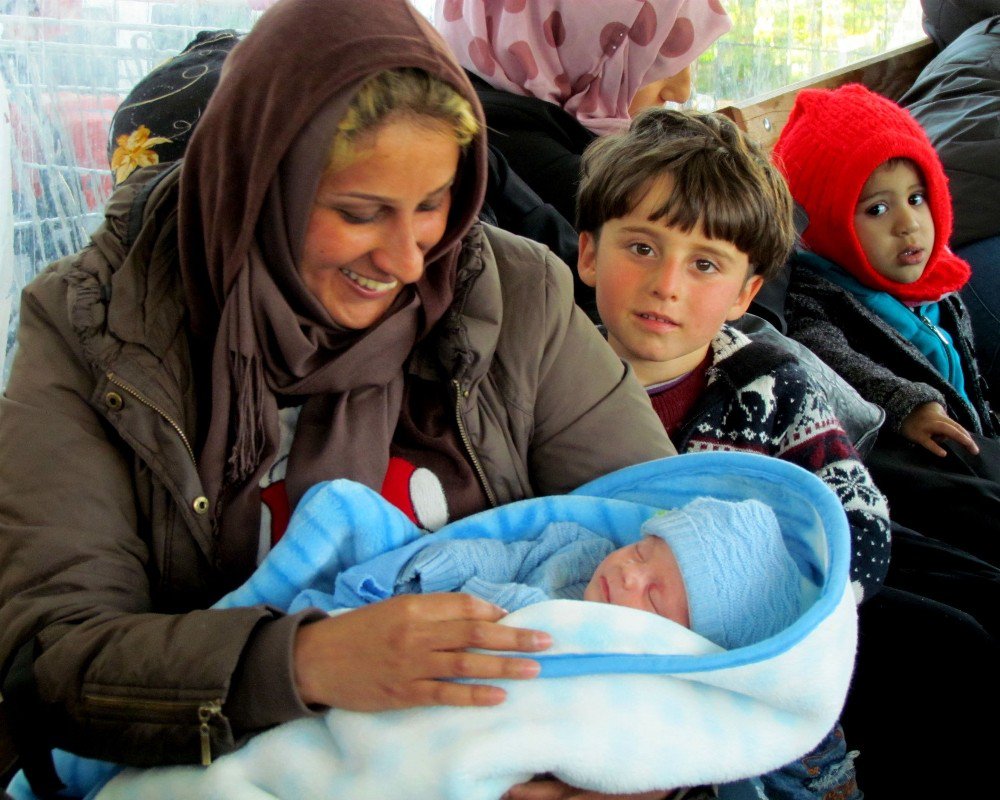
[11,452,858,800]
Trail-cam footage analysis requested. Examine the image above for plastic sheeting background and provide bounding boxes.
[0,0,284,384]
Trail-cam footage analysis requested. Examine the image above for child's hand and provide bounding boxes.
[502,779,672,800]
[900,402,980,457]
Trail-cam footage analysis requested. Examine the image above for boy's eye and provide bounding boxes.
[864,202,888,218]
[909,192,926,206]
[693,259,719,273]
[628,242,656,258]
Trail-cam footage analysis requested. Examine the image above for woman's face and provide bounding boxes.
[628,66,693,116]
[300,116,462,329]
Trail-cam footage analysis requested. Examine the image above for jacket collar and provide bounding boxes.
[71,164,187,370]
[410,223,502,389]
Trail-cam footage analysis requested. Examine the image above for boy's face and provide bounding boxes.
[583,535,690,627]
[578,174,762,386]
[853,160,935,284]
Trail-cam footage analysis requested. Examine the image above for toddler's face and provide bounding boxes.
[853,160,935,284]
[583,535,690,627]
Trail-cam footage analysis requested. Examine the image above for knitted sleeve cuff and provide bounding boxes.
[398,547,466,594]
[225,607,327,735]
[883,381,946,432]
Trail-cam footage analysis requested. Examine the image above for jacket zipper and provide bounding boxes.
[452,379,498,507]
[917,313,961,381]
[198,700,224,765]
[105,371,196,464]
[918,312,952,348]
[84,694,224,766]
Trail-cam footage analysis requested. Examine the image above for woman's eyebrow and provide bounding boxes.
[334,178,456,204]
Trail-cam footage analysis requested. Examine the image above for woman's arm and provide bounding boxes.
[0,271,285,766]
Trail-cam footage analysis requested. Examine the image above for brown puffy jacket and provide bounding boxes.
[0,165,673,774]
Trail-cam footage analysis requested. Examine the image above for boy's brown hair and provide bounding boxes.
[577,108,795,281]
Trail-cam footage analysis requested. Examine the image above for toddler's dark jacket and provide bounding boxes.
[786,257,997,438]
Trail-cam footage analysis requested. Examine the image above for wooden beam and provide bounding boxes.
[717,38,937,152]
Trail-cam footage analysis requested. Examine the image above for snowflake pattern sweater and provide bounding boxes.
[652,324,891,600]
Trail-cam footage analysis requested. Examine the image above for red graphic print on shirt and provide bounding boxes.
[259,411,450,564]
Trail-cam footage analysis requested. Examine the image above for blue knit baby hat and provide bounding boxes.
[642,497,801,649]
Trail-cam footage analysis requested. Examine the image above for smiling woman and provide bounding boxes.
[0,0,674,794]
[300,109,461,330]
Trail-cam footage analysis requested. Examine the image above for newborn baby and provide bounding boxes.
[392,497,801,650]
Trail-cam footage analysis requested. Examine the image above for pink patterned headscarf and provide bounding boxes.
[435,0,731,135]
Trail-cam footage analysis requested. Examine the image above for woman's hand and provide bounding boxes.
[502,779,672,800]
[293,593,551,711]
[900,401,979,457]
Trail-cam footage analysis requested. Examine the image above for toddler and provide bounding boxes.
[775,84,997,454]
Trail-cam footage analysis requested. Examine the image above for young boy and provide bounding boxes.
[775,84,997,455]
[574,107,890,800]
[575,107,890,601]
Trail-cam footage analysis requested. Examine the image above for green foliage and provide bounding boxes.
[695,0,915,106]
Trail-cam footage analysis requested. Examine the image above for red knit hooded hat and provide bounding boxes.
[772,83,969,302]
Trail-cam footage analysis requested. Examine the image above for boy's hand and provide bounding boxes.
[900,402,980,457]
[502,779,671,800]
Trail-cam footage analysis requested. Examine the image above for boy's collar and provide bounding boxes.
[792,201,809,240]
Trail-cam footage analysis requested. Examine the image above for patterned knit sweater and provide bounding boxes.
[652,325,891,601]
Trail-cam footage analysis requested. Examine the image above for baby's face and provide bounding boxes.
[584,536,690,627]
[853,159,935,284]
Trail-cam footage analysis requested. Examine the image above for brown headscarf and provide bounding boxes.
[178,0,488,573]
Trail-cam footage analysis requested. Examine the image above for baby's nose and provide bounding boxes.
[620,562,644,590]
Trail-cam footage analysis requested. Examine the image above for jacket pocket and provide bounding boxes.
[82,694,224,765]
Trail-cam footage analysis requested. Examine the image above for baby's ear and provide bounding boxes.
[577,231,599,288]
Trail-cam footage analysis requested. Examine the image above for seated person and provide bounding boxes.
[574,106,891,800]
[772,83,1000,795]
[358,497,799,652]
[775,84,1000,564]
[575,107,891,600]
[900,5,1000,405]
[433,0,731,226]
[434,0,732,320]
[777,84,997,452]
